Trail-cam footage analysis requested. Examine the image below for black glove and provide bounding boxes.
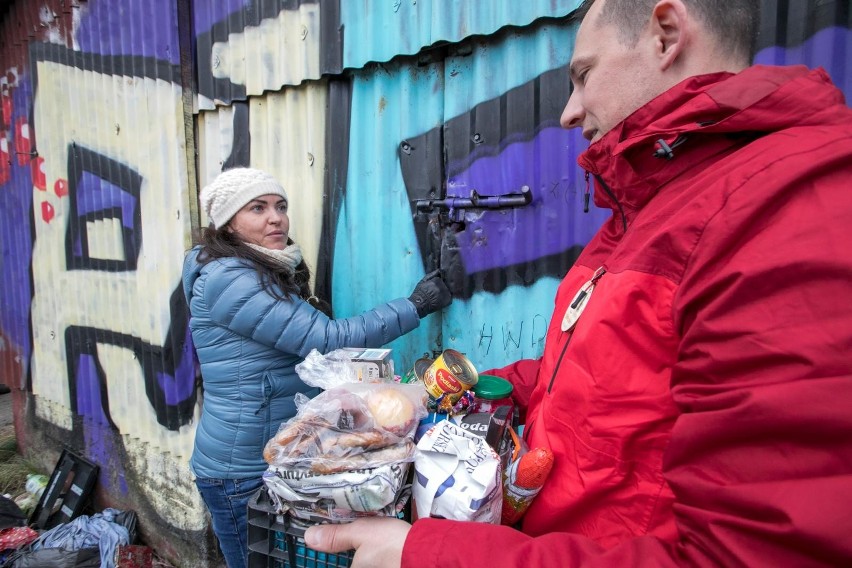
[408,270,452,318]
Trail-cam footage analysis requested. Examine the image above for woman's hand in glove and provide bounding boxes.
[408,270,452,318]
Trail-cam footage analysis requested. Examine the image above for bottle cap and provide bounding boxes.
[473,374,513,400]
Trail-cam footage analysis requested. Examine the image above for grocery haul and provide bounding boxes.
[251,347,553,567]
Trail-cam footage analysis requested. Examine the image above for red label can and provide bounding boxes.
[422,349,478,403]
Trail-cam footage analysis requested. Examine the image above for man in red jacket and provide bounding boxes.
[307,0,852,565]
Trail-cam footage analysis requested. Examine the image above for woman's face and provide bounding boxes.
[228,194,289,250]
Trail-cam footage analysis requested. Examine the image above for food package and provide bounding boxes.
[263,383,428,474]
[294,347,395,389]
[339,348,394,381]
[453,406,515,470]
[412,420,502,524]
[500,429,554,526]
[263,462,411,522]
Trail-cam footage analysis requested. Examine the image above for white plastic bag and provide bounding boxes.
[413,421,502,524]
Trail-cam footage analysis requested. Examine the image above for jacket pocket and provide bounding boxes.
[257,373,273,443]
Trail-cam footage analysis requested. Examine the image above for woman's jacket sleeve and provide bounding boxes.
[200,260,419,357]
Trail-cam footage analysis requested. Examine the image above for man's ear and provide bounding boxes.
[650,0,689,71]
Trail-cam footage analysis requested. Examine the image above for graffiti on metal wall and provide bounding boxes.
[399,65,608,300]
[0,0,849,546]
[23,40,203,529]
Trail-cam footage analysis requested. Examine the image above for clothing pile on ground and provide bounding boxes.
[0,494,138,568]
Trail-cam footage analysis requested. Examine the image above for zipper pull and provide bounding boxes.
[561,267,606,331]
[583,171,591,213]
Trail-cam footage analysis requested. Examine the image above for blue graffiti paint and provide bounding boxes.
[755,26,852,102]
[448,126,608,274]
[76,171,138,228]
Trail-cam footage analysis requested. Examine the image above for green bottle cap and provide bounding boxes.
[473,374,513,399]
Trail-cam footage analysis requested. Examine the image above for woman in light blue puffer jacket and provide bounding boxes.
[182,168,451,568]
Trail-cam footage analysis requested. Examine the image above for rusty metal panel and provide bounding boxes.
[340,0,582,70]
[0,0,81,391]
[194,0,329,109]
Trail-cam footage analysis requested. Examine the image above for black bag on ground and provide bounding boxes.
[10,548,99,568]
[0,495,26,530]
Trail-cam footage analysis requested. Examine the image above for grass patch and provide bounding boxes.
[0,427,44,498]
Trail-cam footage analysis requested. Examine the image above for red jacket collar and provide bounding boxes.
[577,65,843,220]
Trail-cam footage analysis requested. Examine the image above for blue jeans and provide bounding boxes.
[195,476,264,568]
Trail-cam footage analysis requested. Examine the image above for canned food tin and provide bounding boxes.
[402,357,433,385]
[422,349,478,403]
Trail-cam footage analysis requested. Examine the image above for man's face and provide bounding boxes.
[560,1,664,143]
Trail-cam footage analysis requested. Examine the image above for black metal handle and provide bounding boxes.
[413,185,532,222]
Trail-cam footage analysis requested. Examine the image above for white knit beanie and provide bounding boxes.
[199,168,288,229]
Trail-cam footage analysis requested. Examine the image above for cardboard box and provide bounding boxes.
[340,348,394,381]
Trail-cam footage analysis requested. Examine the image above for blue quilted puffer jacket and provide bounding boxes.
[182,246,420,478]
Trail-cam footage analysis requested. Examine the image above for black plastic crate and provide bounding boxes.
[247,489,354,568]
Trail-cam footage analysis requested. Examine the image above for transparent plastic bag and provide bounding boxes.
[263,383,428,473]
[294,349,360,390]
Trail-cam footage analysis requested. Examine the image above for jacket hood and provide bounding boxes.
[578,65,848,221]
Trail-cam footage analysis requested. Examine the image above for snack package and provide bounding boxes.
[413,420,502,524]
[500,428,554,526]
[453,406,515,470]
[264,461,411,522]
[263,383,428,473]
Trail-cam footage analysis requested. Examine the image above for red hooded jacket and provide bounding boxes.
[403,65,852,566]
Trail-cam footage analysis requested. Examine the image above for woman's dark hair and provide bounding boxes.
[195,225,332,316]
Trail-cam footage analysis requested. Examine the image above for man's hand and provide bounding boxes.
[304,517,411,568]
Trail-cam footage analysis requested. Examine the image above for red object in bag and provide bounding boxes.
[501,429,554,526]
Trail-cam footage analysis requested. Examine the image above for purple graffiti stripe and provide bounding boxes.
[156,325,197,406]
[448,127,610,274]
[193,0,254,37]
[76,0,183,65]
[755,26,852,103]
[76,171,137,228]
[76,354,111,426]
[83,419,128,494]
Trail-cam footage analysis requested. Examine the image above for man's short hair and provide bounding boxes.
[572,0,760,63]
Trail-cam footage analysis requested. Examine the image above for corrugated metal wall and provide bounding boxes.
[1,0,850,565]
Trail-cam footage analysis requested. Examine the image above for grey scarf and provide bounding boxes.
[246,242,303,274]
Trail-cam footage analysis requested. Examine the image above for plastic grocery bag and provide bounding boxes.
[413,421,502,524]
[263,462,411,522]
[294,349,361,390]
[263,383,428,473]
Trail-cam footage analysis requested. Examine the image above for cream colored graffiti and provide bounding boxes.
[209,3,320,97]
[28,58,205,530]
[196,82,328,292]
